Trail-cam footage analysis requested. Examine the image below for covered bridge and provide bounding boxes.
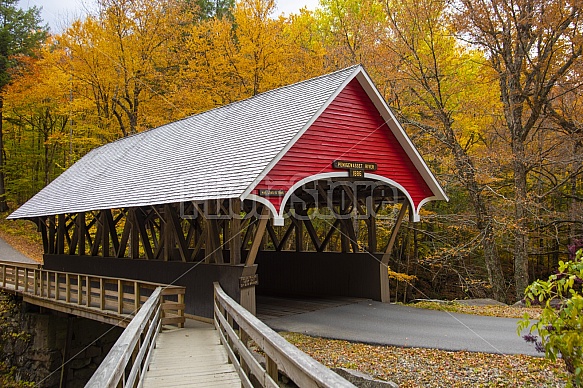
[9,65,447,319]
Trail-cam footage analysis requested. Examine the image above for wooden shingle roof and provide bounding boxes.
[9,65,446,220]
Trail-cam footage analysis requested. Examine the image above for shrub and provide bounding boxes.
[518,249,583,387]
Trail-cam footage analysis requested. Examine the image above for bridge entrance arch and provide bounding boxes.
[9,65,446,320]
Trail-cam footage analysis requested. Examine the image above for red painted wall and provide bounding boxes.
[254,78,434,213]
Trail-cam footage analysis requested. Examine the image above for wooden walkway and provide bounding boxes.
[142,319,240,387]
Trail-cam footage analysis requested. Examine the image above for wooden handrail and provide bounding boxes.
[85,287,163,388]
[0,261,185,328]
[213,282,355,388]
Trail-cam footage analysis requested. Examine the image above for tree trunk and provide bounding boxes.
[569,140,582,242]
[448,129,507,302]
[0,97,9,212]
[513,140,530,300]
[478,212,507,303]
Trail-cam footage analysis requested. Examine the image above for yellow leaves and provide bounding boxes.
[388,266,417,283]
[61,0,194,138]
[282,333,567,387]
[181,0,326,111]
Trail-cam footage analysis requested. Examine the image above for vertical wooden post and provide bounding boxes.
[229,200,242,264]
[118,279,124,314]
[34,269,38,296]
[39,271,44,297]
[266,357,278,383]
[48,215,56,254]
[380,262,391,303]
[380,202,409,303]
[55,272,59,300]
[39,217,49,254]
[130,209,140,259]
[102,210,110,257]
[100,278,105,310]
[57,214,66,254]
[205,200,223,264]
[77,212,86,256]
[86,276,91,307]
[240,207,269,316]
[178,292,185,328]
[78,274,82,305]
[239,327,251,381]
[162,207,172,261]
[24,268,29,293]
[134,282,140,312]
[65,273,71,303]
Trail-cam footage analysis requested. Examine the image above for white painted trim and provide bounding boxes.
[244,194,280,224]
[363,173,419,221]
[416,196,440,218]
[276,172,349,219]
[246,171,438,224]
[272,172,420,220]
[240,66,363,200]
[354,70,449,203]
[240,65,448,223]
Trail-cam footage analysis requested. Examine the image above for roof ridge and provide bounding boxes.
[165,64,362,130]
[8,64,369,219]
[89,65,362,151]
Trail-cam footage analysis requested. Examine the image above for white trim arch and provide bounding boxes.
[242,172,433,225]
[416,196,441,221]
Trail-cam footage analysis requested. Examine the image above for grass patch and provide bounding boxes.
[408,301,543,319]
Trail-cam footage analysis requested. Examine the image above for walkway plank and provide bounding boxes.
[142,319,240,388]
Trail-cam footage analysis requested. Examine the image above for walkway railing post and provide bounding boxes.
[86,276,91,307]
[54,272,59,300]
[65,273,70,303]
[134,281,140,312]
[77,275,82,305]
[99,278,105,310]
[15,266,19,291]
[118,279,123,314]
[34,269,38,296]
[24,268,29,293]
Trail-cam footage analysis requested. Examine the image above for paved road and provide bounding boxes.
[264,300,540,356]
[0,236,38,265]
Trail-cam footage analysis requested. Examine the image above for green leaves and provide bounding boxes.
[519,249,583,387]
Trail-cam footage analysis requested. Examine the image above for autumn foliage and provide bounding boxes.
[2,0,583,304]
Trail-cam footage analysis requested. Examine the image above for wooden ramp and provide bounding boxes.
[142,319,240,387]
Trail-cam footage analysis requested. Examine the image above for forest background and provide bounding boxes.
[2,0,583,304]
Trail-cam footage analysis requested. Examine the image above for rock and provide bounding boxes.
[69,357,92,370]
[333,368,399,387]
[410,299,449,304]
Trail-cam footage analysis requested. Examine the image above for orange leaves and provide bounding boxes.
[282,332,567,388]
